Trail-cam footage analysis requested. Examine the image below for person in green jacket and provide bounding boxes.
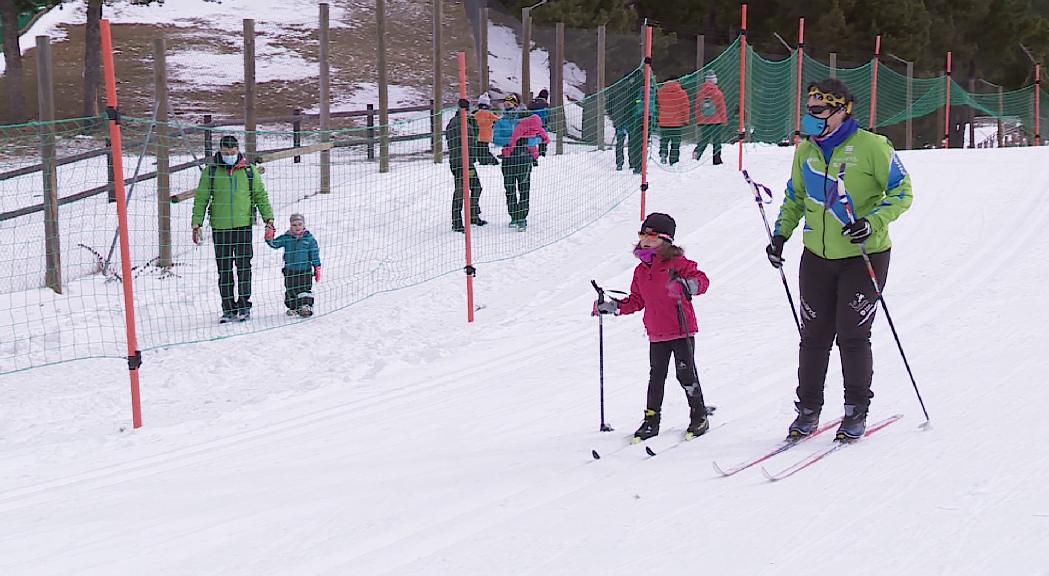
[191,135,275,323]
[765,78,913,442]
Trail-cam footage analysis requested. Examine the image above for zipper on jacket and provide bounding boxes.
[821,161,830,256]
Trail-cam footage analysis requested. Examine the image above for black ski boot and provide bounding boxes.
[712,152,723,165]
[787,402,821,440]
[685,404,710,440]
[632,409,660,443]
[835,404,868,442]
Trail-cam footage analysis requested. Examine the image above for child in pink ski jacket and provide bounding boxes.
[501,112,550,160]
[592,212,711,442]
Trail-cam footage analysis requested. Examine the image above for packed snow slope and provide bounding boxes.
[2,144,1048,575]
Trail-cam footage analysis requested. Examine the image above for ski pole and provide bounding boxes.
[742,169,802,335]
[834,164,931,428]
[668,270,705,407]
[591,280,614,432]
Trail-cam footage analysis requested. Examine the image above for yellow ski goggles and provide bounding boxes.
[808,87,854,114]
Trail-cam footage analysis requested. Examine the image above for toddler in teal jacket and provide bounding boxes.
[266,213,322,317]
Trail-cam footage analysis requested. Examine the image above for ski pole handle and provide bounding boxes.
[742,169,774,205]
[591,279,605,304]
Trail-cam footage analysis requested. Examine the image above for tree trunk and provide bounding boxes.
[83,0,102,117]
[1,0,27,122]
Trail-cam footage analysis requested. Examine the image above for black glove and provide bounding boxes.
[766,235,786,268]
[842,218,872,244]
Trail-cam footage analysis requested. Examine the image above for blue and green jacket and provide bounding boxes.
[266,230,321,272]
[774,118,913,259]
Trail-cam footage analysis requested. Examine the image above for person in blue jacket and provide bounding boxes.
[266,213,322,317]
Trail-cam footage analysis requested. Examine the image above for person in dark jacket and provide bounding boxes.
[445,108,488,232]
[606,70,644,172]
[266,213,322,317]
[498,107,549,230]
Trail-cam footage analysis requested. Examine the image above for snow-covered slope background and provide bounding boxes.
[2,141,1049,575]
[2,1,1049,574]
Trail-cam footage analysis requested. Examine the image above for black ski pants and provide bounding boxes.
[283,268,314,310]
[451,162,482,226]
[796,248,891,413]
[646,337,706,413]
[213,227,253,313]
[614,122,644,171]
[502,154,533,222]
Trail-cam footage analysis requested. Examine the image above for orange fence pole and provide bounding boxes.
[457,52,475,323]
[944,51,952,148]
[738,3,748,171]
[640,25,653,220]
[869,35,881,130]
[794,17,805,141]
[100,20,143,428]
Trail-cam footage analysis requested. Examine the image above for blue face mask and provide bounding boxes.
[800,113,828,137]
[221,153,239,165]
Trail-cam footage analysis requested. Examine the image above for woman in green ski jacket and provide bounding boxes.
[766,78,913,442]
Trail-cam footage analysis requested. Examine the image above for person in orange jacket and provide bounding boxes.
[657,78,690,165]
[472,92,501,165]
[693,71,728,165]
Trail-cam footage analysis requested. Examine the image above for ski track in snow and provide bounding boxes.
[2,144,1049,574]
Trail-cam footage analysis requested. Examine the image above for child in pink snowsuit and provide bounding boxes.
[592,212,711,442]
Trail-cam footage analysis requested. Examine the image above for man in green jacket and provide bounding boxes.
[766,79,913,441]
[192,135,275,323]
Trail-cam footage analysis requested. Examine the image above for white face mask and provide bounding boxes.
[221,153,239,165]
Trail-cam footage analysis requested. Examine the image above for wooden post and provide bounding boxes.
[968,77,976,148]
[869,35,881,130]
[243,19,257,161]
[936,69,945,148]
[106,137,115,203]
[555,21,564,155]
[794,19,805,141]
[319,2,331,193]
[597,25,606,150]
[203,113,213,159]
[36,36,61,293]
[829,52,837,78]
[997,85,1004,147]
[153,38,172,269]
[944,52,952,149]
[697,34,705,73]
[367,103,376,159]
[480,3,489,93]
[378,0,390,172]
[432,0,443,163]
[1035,63,1042,146]
[292,108,303,162]
[905,61,913,150]
[522,6,531,102]
[738,5,748,171]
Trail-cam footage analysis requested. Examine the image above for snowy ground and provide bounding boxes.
[2,143,1049,574]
